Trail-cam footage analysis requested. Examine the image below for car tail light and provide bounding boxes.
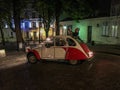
[88,51,93,58]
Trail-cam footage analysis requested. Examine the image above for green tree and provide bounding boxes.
[0,16,5,46]
[35,0,92,36]
[13,0,23,50]
[64,0,92,20]
[0,1,9,46]
[0,0,29,51]
[35,0,55,38]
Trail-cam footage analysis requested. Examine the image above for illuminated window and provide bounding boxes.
[32,22,36,28]
[111,25,118,37]
[36,21,39,28]
[102,22,109,36]
[29,22,32,28]
[21,23,25,29]
[5,24,8,28]
[25,22,29,28]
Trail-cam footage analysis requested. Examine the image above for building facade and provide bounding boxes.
[59,0,120,45]
[60,16,120,45]
[0,1,55,43]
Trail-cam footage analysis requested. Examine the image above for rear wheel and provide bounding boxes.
[69,60,78,65]
[27,54,37,64]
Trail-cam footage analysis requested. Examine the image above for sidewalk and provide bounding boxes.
[0,51,26,62]
[89,44,120,56]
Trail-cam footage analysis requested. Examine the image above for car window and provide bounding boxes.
[45,38,54,48]
[67,38,76,46]
[45,42,54,48]
[55,37,66,46]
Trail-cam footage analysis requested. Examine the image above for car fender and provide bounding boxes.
[27,50,41,60]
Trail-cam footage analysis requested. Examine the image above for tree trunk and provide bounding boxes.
[55,16,60,35]
[46,30,49,38]
[55,1,60,36]
[0,27,5,46]
[44,21,50,38]
[13,0,23,51]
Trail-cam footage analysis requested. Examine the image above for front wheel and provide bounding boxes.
[69,60,78,65]
[27,54,37,64]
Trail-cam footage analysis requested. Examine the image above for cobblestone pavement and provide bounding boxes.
[0,43,120,90]
[0,53,120,90]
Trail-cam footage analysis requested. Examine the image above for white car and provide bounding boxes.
[26,36,93,65]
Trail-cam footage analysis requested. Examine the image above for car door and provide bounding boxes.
[41,40,55,59]
[54,37,67,59]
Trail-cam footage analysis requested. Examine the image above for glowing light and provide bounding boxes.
[40,28,45,34]
[46,37,51,41]
[30,32,33,37]
[12,24,15,28]
[19,43,23,49]
[63,26,67,30]
[29,22,32,28]
[88,51,93,58]
[5,24,8,28]
[0,49,6,57]
[22,23,25,28]
[50,24,53,28]
[36,21,39,28]
[36,32,39,37]
[48,28,53,36]
[42,23,44,27]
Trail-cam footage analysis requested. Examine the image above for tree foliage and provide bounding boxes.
[34,0,92,36]
[35,0,55,37]
[63,0,92,20]
[0,0,29,50]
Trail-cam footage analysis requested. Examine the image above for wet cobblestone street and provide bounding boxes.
[0,53,120,90]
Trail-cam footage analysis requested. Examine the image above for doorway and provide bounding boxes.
[87,26,92,43]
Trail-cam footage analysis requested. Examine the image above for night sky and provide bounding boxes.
[89,0,111,17]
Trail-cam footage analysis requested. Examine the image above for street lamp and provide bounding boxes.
[63,25,67,36]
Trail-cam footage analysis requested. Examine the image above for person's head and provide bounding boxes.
[75,28,80,32]
[67,28,72,35]
[68,28,72,32]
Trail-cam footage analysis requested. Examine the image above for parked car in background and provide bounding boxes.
[26,36,93,65]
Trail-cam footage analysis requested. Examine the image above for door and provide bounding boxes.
[54,37,67,59]
[87,26,92,43]
[41,40,54,59]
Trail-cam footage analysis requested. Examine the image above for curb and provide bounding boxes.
[96,51,120,56]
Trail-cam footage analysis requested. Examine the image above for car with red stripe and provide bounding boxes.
[26,36,93,65]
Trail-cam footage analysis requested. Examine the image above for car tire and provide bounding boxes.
[27,54,37,64]
[69,60,78,65]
